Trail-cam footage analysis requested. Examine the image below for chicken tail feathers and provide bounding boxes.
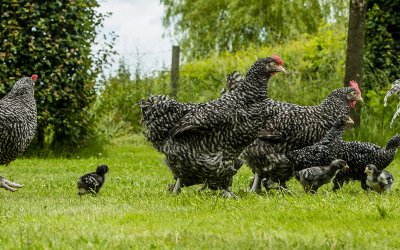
[139,95,194,142]
[385,135,400,150]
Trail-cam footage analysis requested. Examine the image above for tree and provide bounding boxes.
[0,1,116,151]
[364,0,400,90]
[344,0,367,126]
[161,0,348,59]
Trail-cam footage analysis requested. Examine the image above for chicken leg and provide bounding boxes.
[0,176,23,192]
[172,178,182,194]
[250,173,262,193]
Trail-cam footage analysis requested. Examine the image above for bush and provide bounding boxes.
[94,61,168,137]
[0,1,116,153]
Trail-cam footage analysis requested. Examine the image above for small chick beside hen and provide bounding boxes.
[78,164,109,195]
[364,164,394,193]
[296,159,348,193]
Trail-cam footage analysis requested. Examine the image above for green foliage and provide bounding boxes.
[93,61,168,137]
[364,0,400,90]
[376,204,388,219]
[0,1,116,151]
[2,135,400,248]
[177,24,347,105]
[161,0,348,58]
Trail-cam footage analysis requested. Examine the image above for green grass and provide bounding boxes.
[1,134,400,249]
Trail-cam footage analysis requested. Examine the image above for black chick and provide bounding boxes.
[78,164,109,195]
[364,164,394,193]
[295,159,349,193]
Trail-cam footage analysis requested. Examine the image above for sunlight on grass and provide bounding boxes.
[1,134,400,249]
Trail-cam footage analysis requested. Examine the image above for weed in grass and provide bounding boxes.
[376,204,388,219]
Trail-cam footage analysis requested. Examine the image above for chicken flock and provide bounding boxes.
[139,56,399,197]
[1,58,399,197]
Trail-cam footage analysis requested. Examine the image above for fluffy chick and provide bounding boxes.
[364,164,394,193]
[296,159,348,193]
[78,164,109,195]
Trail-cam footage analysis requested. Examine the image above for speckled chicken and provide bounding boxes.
[0,75,37,191]
[78,164,109,195]
[332,134,400,191]
[139,56,285,198]
[240,79,362,192]
[384,79,400,128]
[364,164,394,193]
[295,159,349,193]
[286,115,354,171]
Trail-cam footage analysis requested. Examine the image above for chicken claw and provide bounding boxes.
[0,176,23,192]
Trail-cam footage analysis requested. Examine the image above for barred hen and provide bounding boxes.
[239,79,362,192]
[286,115,354,171]
[295,159,349,193]
[0,75,37,191]
[332,134,400,191]
[384,79,400,128]
[364,164,394,193]
[139,56,285,198]
[78,164,109,195]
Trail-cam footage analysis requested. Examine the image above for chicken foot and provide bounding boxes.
[222,189,238,200]
[0,176,23,192]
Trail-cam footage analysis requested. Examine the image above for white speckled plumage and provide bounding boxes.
[233,74,362,192]
[365,164,394,193]
[384,79,400,128]
[0,75,37,191]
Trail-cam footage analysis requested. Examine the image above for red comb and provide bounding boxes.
[272,55,283,66]
[349,80,361,96]
[31,74,38,81]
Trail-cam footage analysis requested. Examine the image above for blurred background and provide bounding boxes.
[0,0,399,155]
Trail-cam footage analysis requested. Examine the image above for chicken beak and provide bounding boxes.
[364,167,368,173]
[356,96,363,102]
[276,65,286,73]
[344,164,349,170]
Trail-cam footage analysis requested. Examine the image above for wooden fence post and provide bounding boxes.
[170,45,180,98]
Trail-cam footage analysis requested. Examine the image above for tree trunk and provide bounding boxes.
[344,0,367,126]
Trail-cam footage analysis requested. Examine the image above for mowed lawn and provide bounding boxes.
[1,134,400,249]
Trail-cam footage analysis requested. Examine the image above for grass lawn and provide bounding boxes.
[1,134,400,249]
